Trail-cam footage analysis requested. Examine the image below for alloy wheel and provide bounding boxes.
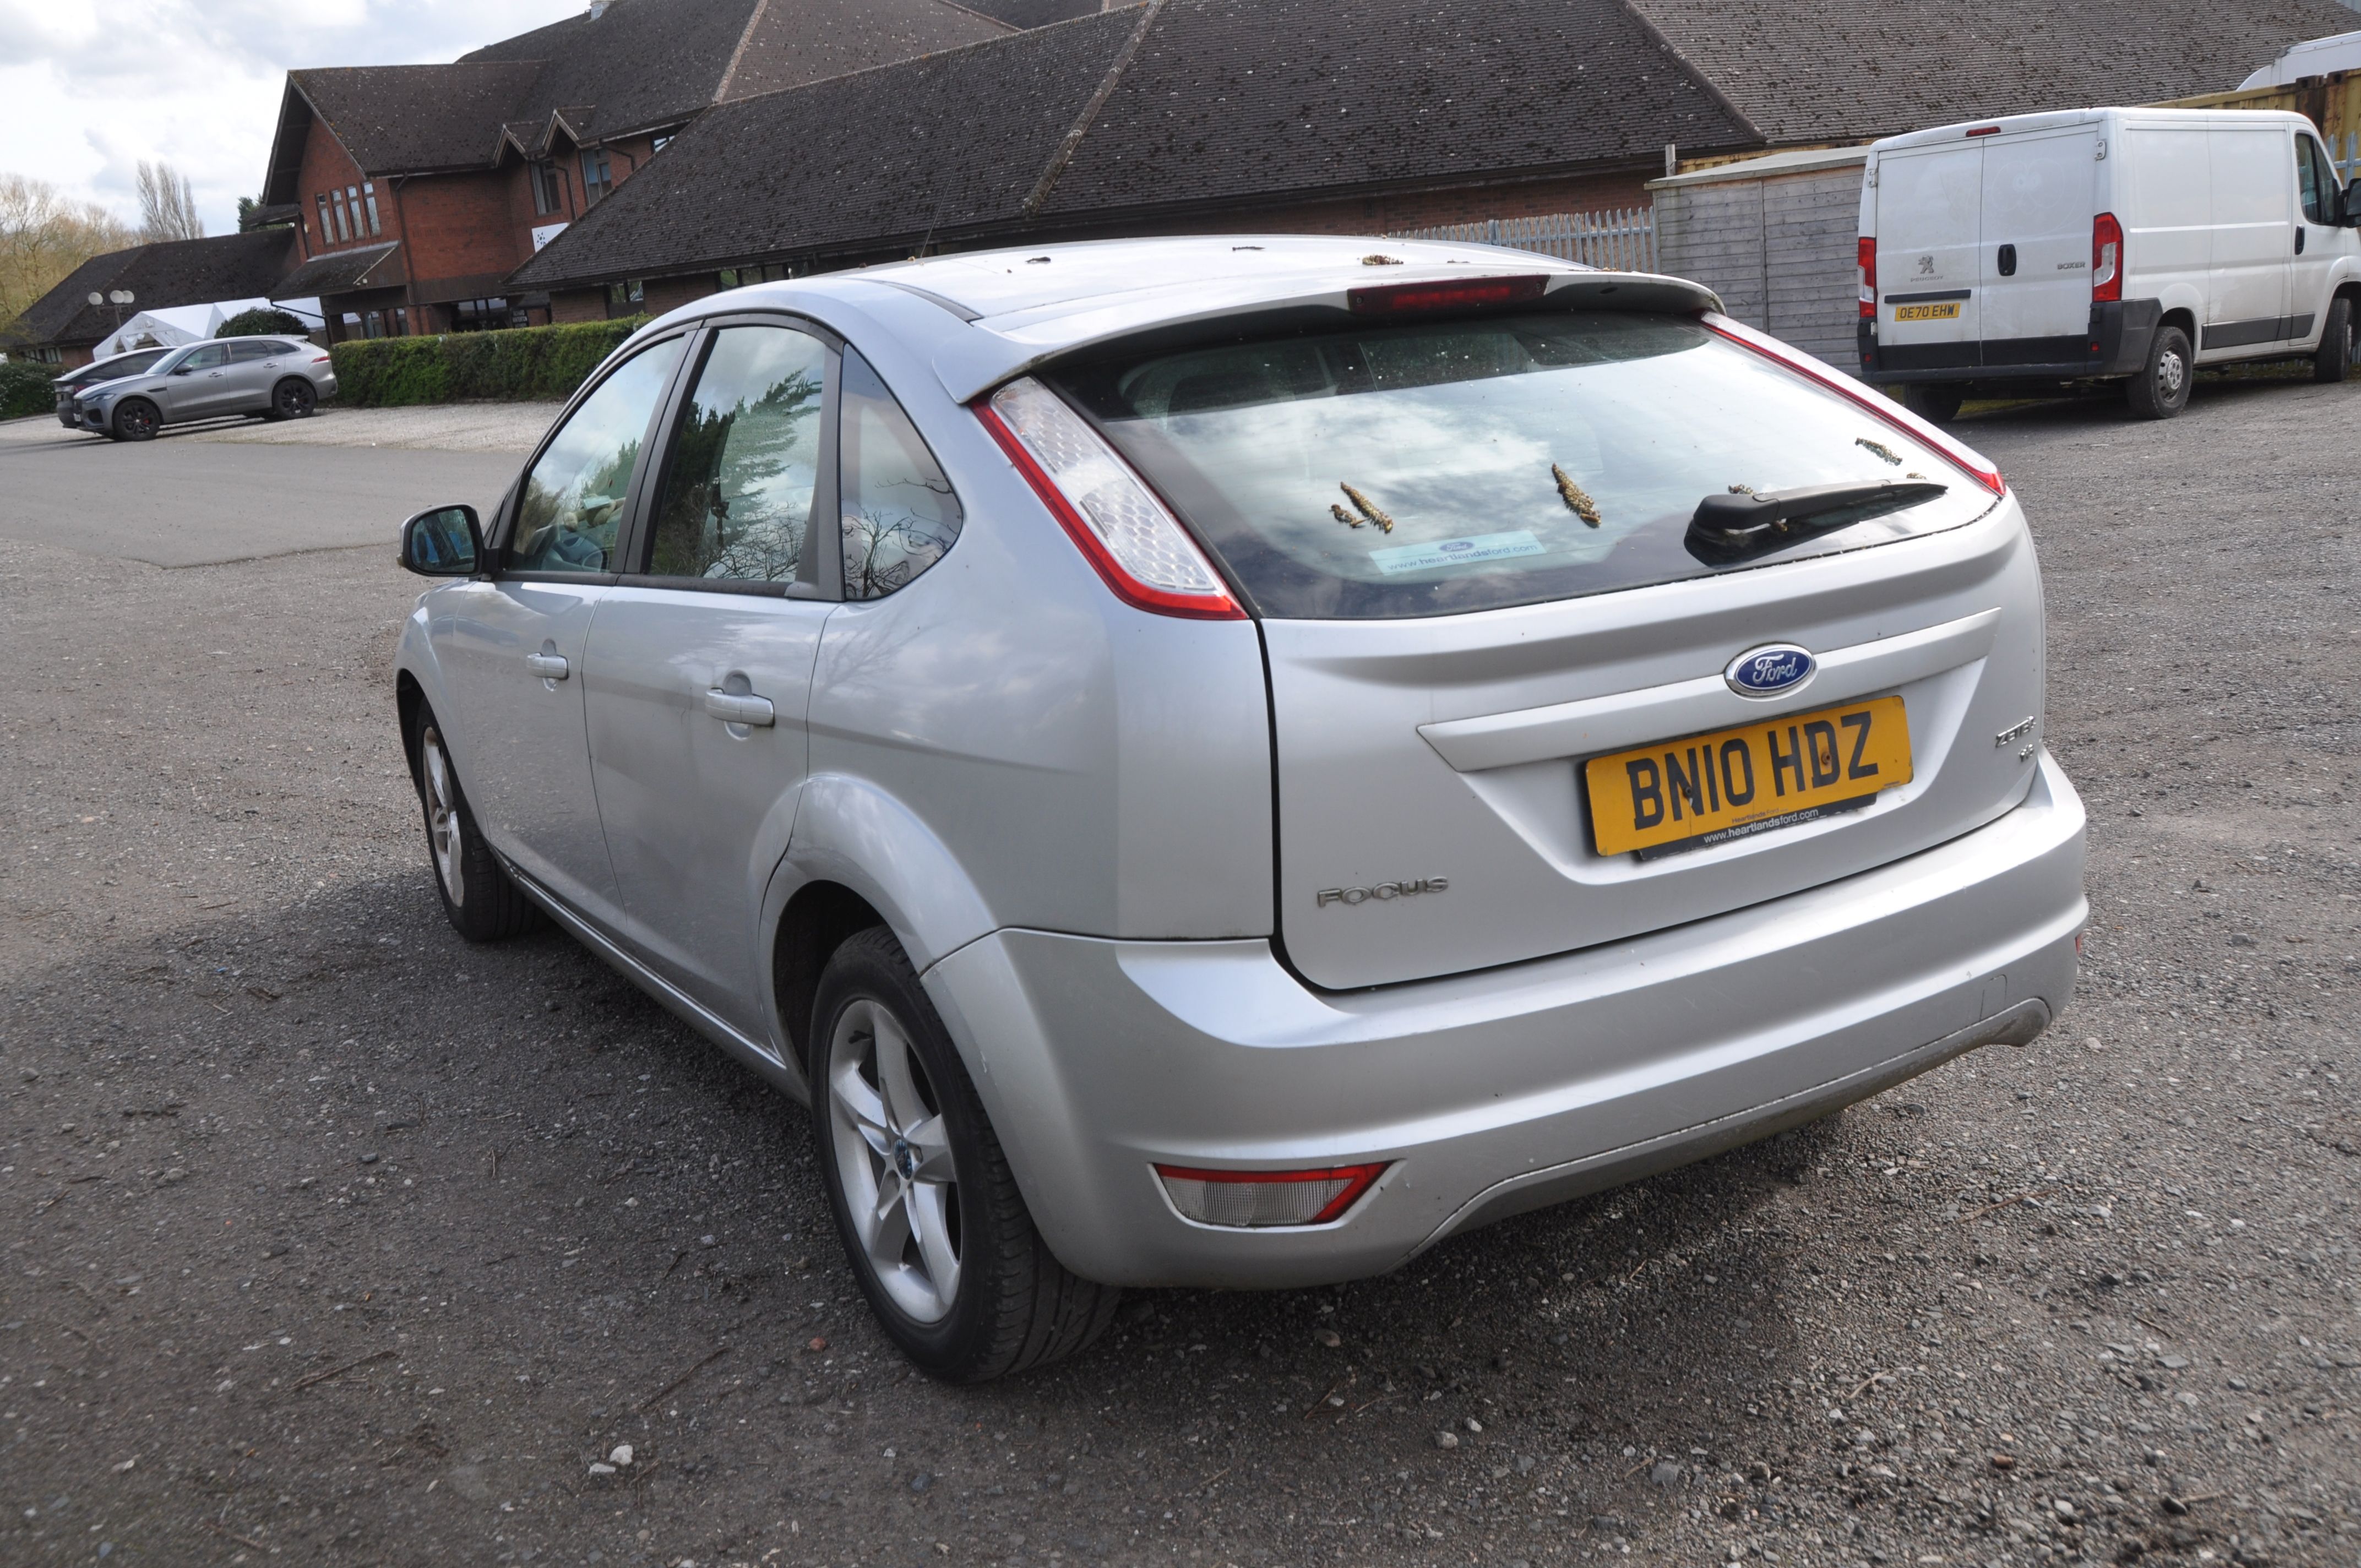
[420,726,465,907]
[826,997,961,1323]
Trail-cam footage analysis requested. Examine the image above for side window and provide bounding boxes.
[180,344,228,371]
[840,349,962,599]
[2298,135,2339,226]
[229,341,276,362]
[510,336,686,576]
[645,325,826,584]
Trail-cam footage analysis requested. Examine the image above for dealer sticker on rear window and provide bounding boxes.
[1369,530,1546,575]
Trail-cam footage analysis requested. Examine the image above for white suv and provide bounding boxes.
[392,237,2086,1381]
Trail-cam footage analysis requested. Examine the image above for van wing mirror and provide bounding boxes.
[399,504,483,576]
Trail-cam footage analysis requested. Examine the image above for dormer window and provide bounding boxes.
[532,162,565,215]
[580,148,613,206]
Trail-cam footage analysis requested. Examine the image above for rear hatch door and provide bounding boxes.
[1874,140,1985,371]
[1057,307,2042,989]
[1978,124,2101,361]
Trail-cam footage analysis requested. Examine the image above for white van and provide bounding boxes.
[1856,108,2361,419]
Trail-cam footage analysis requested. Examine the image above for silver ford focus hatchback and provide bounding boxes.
[393,236,2086,1381]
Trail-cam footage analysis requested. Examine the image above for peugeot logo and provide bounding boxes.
[1724,644,1816,698]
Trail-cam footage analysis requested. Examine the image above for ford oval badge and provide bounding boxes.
[1724,644,1816,698]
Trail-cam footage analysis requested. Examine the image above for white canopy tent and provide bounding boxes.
[90,296,323,359]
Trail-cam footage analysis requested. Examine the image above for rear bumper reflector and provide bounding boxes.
[1155,1163,1388,1228]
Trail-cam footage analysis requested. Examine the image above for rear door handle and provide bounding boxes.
[703,689,775,727]
[524,652,569,679]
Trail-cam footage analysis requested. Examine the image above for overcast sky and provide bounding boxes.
[0,1,589,235]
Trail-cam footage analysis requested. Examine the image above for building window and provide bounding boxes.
[315,194,333,247]
[605,277,644,317]
[391,307,410,336]
[531,162,564,215]
[361,311,385,340]
[330,190,352,242]
[717,262,795,288]
[452,298,514,332]
[362,181,381,236]
[580,148,613,206]
[650,134,672,154]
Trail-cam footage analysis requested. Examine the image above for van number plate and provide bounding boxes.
[1892,302,1962,322]
[1584,696,1913,859]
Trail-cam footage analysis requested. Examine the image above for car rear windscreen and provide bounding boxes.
[1049,312,1998,619]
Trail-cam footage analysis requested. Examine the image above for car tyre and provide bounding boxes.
[2313,296,2352,385]
[2125,324,2193,419]
[1901,382,1966,423]
[266,377,317,421]
[410,711,545,941]
[811,927,1119,1382]
[112,399,160,441]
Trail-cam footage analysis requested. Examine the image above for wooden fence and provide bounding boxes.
[1390,208,1657,272]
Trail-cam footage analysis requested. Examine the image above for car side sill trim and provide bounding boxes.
[1412,998,2052,1253]
[500,859,802,1095]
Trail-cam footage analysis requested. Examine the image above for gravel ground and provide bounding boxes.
[2,368,2356,1568]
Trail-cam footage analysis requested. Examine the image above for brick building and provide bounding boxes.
[509,0,2360,312]
[254,0,1032,341]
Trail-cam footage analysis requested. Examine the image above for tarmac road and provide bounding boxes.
[1,374,2357,1568]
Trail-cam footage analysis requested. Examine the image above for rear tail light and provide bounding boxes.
[1857,237,1878,319]
[2091,213,2123,303]
[1155,1163,1388,1228]
[1706,314,2005,496]
[978,378,1241,619]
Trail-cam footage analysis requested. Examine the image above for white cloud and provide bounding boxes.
[0,0,587,234]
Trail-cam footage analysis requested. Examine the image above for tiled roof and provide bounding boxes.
[509,10,1140,290]
[7,232,300,350]
[507,0,2359,296]
[1625,0,2361,146]
[1035,0,1756,218]
[270,242,404,302]
[264,0,1014,200]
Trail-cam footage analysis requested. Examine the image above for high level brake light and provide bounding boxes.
[1154,1163,1389,1228]
[1857,237,1878,320]
[2091,212,2123,303]
[978,378,1242,620]
[1347,274,1549,316]
[1706,314,2005,497]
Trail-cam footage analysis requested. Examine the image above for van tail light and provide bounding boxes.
[977,378,1242,620]
[1155,1163,1388,1227]
[1706,314,2005,497]
[2091,213,2123,303]
[1857,236,1878,319]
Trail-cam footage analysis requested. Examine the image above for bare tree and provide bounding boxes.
[135,161,204,242]
[0,173,137,336]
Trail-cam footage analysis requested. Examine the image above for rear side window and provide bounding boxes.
[840,349,961,599]
[645,324,826,584]
[1052,312,1995,619]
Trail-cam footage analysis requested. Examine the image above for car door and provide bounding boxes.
[426,332,689,925]
[2290,129,2343,345]
[159,342,233,419]
[581,318,841,1036]
[224,339,287,411]
[2204,124,2293,355]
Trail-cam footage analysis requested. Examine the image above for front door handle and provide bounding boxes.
[524,651,569,679]
[703,689,775,727]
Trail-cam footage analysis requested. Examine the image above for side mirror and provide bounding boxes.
[172,366,195,375]
[399,504,483,577]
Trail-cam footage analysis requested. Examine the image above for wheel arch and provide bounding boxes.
[396,670,428,788]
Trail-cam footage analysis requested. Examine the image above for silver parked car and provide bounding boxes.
[75,336,335,439]
[52,346,170,426]
[393,237,2086,1381]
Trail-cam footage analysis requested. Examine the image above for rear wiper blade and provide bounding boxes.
[1687,480,1947,563]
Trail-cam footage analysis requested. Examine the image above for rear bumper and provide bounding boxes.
[1859,299,2159,385]
[924,753,2087,1289]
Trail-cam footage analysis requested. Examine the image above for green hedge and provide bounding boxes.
[219,307,313,338]
[330,316,649,406]
[0,358,56,420]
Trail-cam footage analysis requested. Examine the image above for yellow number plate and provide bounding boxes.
[1892,302,1962,322]
[1584,696,1913,859]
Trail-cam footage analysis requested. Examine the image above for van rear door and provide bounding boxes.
[1873,141,1983,374]
[1979,126,2100,366]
